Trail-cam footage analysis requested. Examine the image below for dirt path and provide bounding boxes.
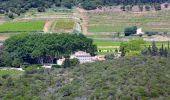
[43,20,54,33]
[0,35,9,41]
[76,8,88,35]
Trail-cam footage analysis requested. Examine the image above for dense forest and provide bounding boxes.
[0,56,169,99]
[0,0,170,16]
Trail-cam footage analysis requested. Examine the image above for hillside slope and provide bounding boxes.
[0,56,170,100]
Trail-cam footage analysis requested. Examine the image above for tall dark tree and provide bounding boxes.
[63,55,71,68]
[121,47,126,57]
[159,44,164,56]
[168,41,170,50]
[148,45,152,55]
[151,41,158,56]
[163,48,168,57]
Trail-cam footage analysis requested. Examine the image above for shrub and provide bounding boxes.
[37,7,45,12]
[120,6,126,11]
[164,3,169,8]
[145,5,151,11]
[63,58,71,68]
[8,13,14,19]
[70,58,80,66]
[145,32,158,36]
[63,3,72,9]
[25,65,43,74]
[138,5,143,11]
[2,74,10,79]
[105,54,115,60]
[52,64,62,68]
[124,26,137,36]
[81,0,97,10]
[154,4,161,11]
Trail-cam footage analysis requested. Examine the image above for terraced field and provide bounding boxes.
[51,20,75,32]
[87,10,170,34]
[0,21,45,33]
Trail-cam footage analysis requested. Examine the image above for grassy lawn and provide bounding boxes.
[0,21,45,33]
[94,41,169,55]
[54,20,75,30]
[0,69,23,77]
[94,41,121,46]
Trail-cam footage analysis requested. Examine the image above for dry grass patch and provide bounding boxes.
[54,20,75,32]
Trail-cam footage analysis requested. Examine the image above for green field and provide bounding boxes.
[88,10,170,33]
[94,40,170,55]
[94,41,121,46]
[94,41,169,47]
[54,20,75,31]
[94,41,120,55]
[0,70,23,77]
[0,21,45,32]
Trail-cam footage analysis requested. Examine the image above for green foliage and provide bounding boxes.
[63,58,71,68]
[120,39,146,56]
[124,26,137,36]
[81,0,97,10]
[2,33,97,66]
[52,64,62,68]
[0,56,170,99]
[127,51,141,56]
[151,41,158,56]
[70,58,80,66]
[0,70,23,77]
[11,58,23,68]
[25,65,44,74]
[37,7,46,12]
[105,54,115,60]
[141,41,170,57]
[154,4,162,11]
[0,0,169,15]
[7,13,14,19]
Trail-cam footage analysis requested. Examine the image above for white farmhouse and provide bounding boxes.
[71,51,96,64]
[136,28,144,35]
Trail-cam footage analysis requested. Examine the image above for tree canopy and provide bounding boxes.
[1,33,97,67]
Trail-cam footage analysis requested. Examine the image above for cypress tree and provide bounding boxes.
[148,45,152,55]
[163,48,168,57]
[159,44,164,56]
[151,41,158,56]
[121,47,126,57]
[168,41,169,50]
[63,55,71,68]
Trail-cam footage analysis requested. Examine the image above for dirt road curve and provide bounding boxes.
[43,20,53,33]
[76,8,88,35]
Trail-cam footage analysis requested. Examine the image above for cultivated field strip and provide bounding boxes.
[87,10,170,34]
